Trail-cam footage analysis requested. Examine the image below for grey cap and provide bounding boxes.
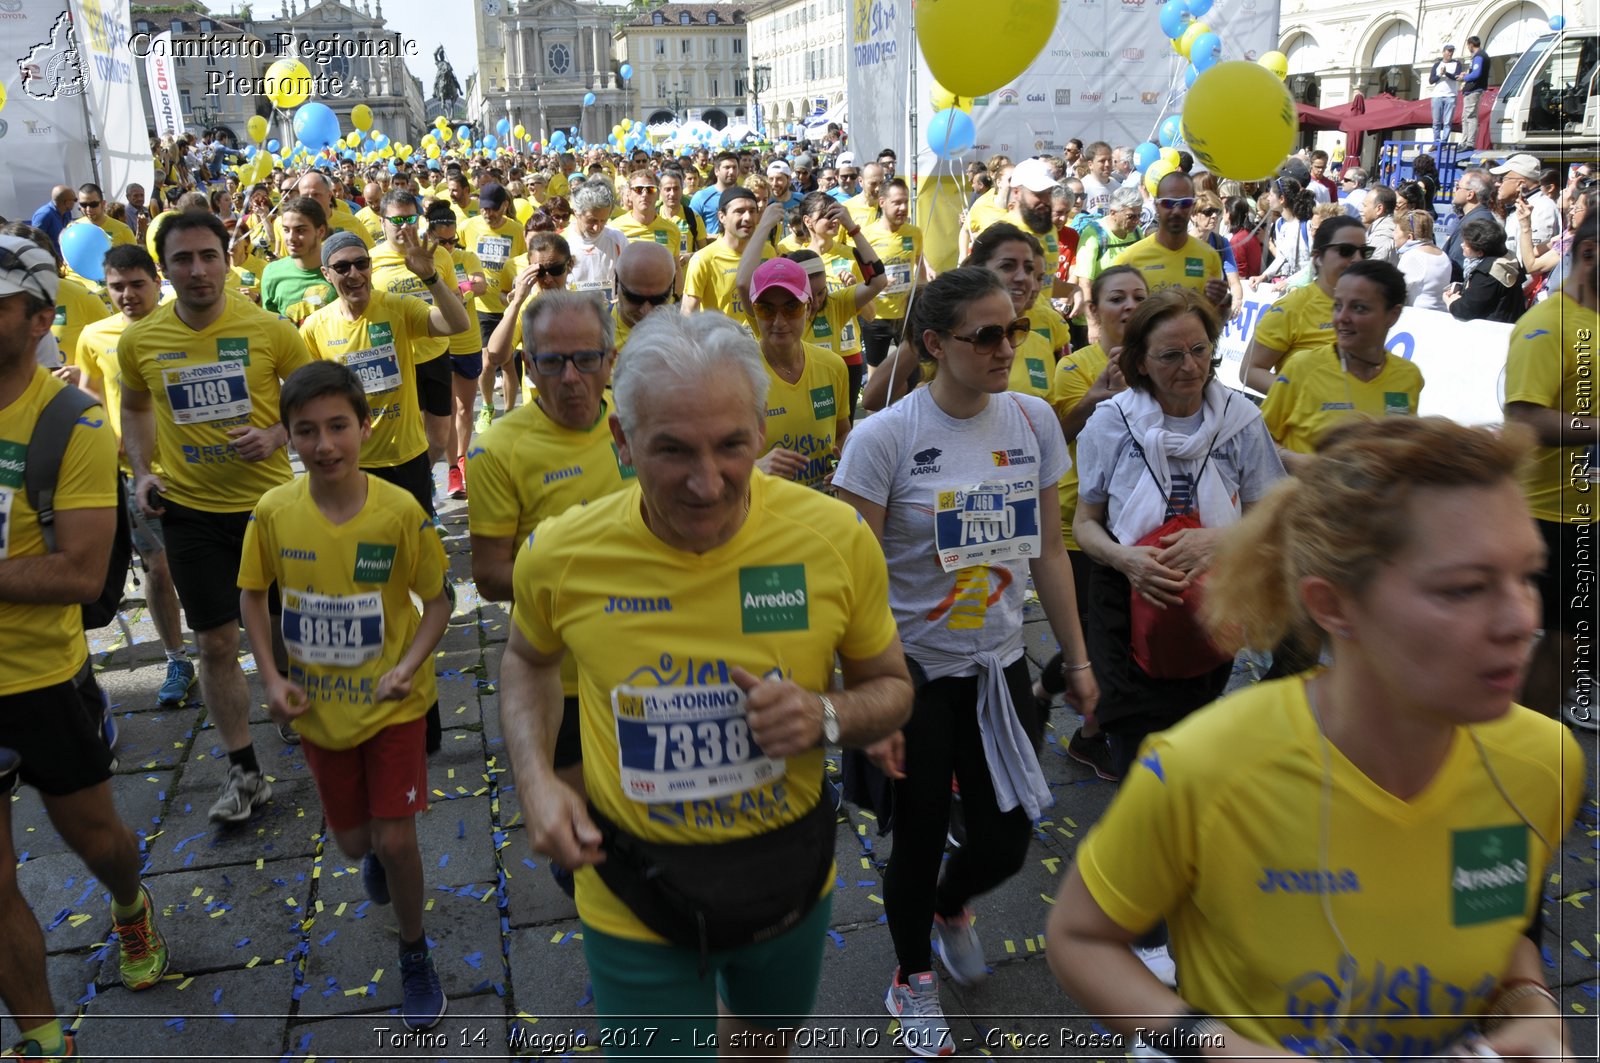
[0,234,60,303]
[320,229,367,266]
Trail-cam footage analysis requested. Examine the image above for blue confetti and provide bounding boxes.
[826,929,845,948]
[463,951,484,969]
[439,854,450,868]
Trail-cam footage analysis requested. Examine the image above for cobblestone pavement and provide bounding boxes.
[7,497,1598,1062]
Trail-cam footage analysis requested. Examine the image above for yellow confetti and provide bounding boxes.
[68,913,93,928]
[255,858,264,871]
[448,768,456,779]
[177,977,194,990]
[1064,816,1079,828]
[335,901,347,917]
[345,986,367,996]
[1572,940,1591,958]
[1004,939,1016,954]
[868,894,884,905]
[209,909,225,918]
[1041,893,1056,905]
[551,931,564,943]
[1041,857,1060,874]
[371,967,384,982]
[284,897,297,908]
[1025,939,1037,952]
[315,899,324,913]
[425,899,435,912]
[246,956,261,968]
[192,887,204,898]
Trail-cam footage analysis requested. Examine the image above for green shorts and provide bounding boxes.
[580,891,833,1056]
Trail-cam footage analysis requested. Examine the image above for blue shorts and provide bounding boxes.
[449,352,484,380]
[581,891,832,1055]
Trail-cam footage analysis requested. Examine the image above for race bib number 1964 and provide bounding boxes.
[934,478,1041,572]
[611,682,785,803]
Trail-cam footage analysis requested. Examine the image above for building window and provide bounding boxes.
[736,77,746,96]
[679,12,690,24]
[170,20,184,34]
[547,42,572,75]
[707,12,718,24]
[654,38,665,56]
[681,39,691,55]
[734,38,743,55]
[711,78,719,97]
[708,38,717,56]
[652,11,663,24]
[180,90,191,112]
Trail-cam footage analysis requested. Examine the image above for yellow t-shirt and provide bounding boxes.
[239,475,446,750]
[1503,292,1598,524]
[1261,346,1424,456]
[613,214,681,251]
[1115,234,1223,297]
[513,198,536,226]
[965,189,1008,236]
[660,208,700,256]
[1007,331,1054,399]
[844,192,881,230]
[369,242,458,363]
[0,368,117,696]
[865,220,922,320]
[683,238,772,333]
[445,248,485,356]
[510,471,898,942]
[1029,292,1072,357]
[450,203,482,228]
[1005,210,1059,261]
[53,277,111,368]
[299,291,434,468]
[806,287,864,363]
[1047,343,1109,551]
[461,216,526,315]
[75,313,160,475]
[1253,282,1335,370]
[548,173,571,199]
[87,215,137,247]
[1077,675,1584,1058]
[353,206,385,242]
[233,252,270,297]
[763,343,851,490]
[117,297,312,512]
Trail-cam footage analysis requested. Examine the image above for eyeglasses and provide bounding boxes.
[1325,243,1375,259]
[752,300,808,319]
[839,171,860,179]
[1155,197,1196,210]
[80,200,103,209]
[533,261,569,278]
[1199,208,1221,217]
[1342,178,1358,185]
[531,350,606,376]
[618,282,673,306]
[326,257,372,275]
[943,318,1032,355]
[384,214,419,226]
[1149,342,1218,368]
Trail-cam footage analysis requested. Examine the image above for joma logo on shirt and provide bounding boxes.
[605,596,673,613]
[739,565,808,633]
[352,542,397,583]
[544,466,582,484]
[1257,868,1361,894]
[280,548,317,561]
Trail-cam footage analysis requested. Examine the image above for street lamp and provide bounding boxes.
[752,58,771,136]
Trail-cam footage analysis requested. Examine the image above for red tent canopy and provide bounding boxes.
[1296,92,1456,154]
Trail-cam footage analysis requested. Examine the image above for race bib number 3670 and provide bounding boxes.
[934,478,1041,572]
[611,682,785,803]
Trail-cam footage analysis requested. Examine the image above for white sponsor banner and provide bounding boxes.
[70,0,154,203]
[143,30,184,140]
[0,0,94,221]
[1217,284,1513,426]
[844,0,913,180]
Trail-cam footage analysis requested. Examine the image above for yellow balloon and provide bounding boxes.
[426,143,441,158]
[351,103,373,131]
[435,115,449,128]
[929,79,974,114]
[1144,160,1175,197]
[263,58,311,109]
[1177,21,1211,59]
[0,81,7,115]
[437,127,451,142]
[344,131,361,148]
[1182,61,1296,180]
[246,114,268,144]
[917,0,1058,97]
[379,147,393,158]
[396,143,413,159]
[1259,51,1290,80]
[1160,147,1181,168]
[513,124,526,140]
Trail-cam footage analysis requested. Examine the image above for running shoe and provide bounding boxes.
[1134,944,1177,988]
[114,884,170,990]
[446,462,466,500]
[1066,728,1120,782]
[932,907,988,986]
[884,969,955,1057]
[432,514,448,542]
[157,657,195,707]
[362,851,390,905]
[1,1033,78,1062]
[276,721,302,746]
[399,946,448,1031]
[208,765,272,824]
[474,404,495,435]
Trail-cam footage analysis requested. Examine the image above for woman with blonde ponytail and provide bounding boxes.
[1049,417,1584,1063]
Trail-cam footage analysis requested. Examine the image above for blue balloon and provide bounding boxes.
[1134,141,1162,173]
[1549,15,1565,30]
[1191,32,1222,72]
[1158,114,1183,147]
[496,117,511,135]
[244,144,256,158]
[926,107,975,159]
[427,158,440,170]
[583,92,596,107]
[1184,0,1213,17]
[484,134,498,150]
[619,63,633,80]
[1184,62,1201,88]
[292,101,340,152]
[1159,0,1188,41]
[266,138,280,154]
[61,222,111,283]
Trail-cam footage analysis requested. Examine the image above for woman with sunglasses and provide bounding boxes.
[484,232,572,405]
[1073,288,1284,984]
[1240,216,1369,395]
[1262,260,1423,475]
[964,222,1056,398]
[833,268,1096,1050]
[1189,191,1244,313]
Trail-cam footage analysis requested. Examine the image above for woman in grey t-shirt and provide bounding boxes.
[834,267,1097,1048]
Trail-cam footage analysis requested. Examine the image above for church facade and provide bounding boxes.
[470,0,631,146]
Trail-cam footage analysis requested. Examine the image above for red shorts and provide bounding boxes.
[301,717,429,832]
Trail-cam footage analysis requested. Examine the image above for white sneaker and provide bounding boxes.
[884,969,955,1057]
[1134,944,1177,987]
[208,764,272,824]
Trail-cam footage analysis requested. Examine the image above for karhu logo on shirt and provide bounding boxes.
[739,565,808,633]
[911,446,943,476]
[352,542,397,583]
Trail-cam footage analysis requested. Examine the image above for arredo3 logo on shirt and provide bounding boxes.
[352,542,397,583]
[1451,824,1529,926]
[739,565,809,633]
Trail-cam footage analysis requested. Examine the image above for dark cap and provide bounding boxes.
[478,182,510,208]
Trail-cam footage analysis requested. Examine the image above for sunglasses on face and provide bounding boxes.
[534,261,569,278]
[81,200,103,209]
[1325,243,1375,259]
[530,349,605,376]
[618,282,673,306]
[1156,197,1196,210]
[384,214,419,226]
[1199,208,1221,217]
[752,300,808,319]
[327,257,372,275]
[944,318,1032,355]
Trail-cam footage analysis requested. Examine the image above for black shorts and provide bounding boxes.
[449,352,484,380]
[1536,518,1594,635]
[477,312,504,351]
[161,499,260,632]
[553,695,582,770]
[367,452,435,517]
[415,356,452,418]
[0,667,115,797]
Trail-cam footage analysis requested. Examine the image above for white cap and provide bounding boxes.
[1489,153,1540,181]
[0,234,60,303]
[1010,157,1059,194]
[836,151,856,168]
[766,160,792,177]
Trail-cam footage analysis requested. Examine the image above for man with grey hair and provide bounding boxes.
[1339,166,1370,220]
[497,307,912,1048]
[1442,169,1500,270]
[564,180,627,297]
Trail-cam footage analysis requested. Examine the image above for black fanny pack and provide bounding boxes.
[588,796,836,967]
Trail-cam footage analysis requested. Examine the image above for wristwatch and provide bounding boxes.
[818,694,840,745]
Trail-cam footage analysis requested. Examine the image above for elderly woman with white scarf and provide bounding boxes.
[1072,288,1285,981]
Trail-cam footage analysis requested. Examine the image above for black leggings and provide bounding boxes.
[884,657,1042,973]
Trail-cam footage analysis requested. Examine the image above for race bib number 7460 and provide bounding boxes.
[934,478,1041,572]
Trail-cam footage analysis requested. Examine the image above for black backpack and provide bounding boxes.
[24,386,132,629]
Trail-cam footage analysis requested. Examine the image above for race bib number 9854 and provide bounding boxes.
[934,478,1041,572]
[282,589,384,667]
[611,682,785,803]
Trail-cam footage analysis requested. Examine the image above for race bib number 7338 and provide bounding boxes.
[611,682,785,802]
